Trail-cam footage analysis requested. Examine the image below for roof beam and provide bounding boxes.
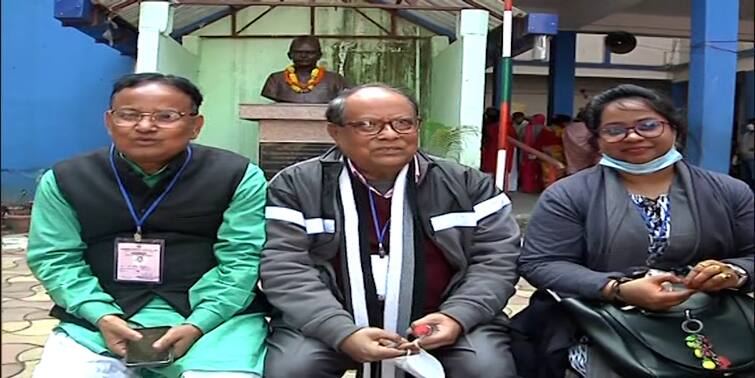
[368,0,456,40]
[170,7,234,39]
[173,0,475,11]
[353,8,393,35]
[236,6,277,35]
[201,34,429,39]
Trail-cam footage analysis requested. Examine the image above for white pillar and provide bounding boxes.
[457,9,489,168]
[135,1,174,73]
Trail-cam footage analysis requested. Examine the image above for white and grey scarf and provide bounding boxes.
[339,164,415,378]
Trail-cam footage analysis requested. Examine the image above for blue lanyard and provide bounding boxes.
[368,191,390,258]
[108,144,193,241]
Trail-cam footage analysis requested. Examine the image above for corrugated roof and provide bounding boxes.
[94,0,139,24]
[95,1,233,32]
[93,0,511,38]
[91,0,755,41]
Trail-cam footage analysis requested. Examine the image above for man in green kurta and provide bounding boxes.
[27,73,268,378]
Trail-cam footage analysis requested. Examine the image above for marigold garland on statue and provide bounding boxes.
[284,65,325,93]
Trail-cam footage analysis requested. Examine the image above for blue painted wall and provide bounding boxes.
[1,0,134,203]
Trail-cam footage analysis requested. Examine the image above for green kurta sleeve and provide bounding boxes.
[184,164,267,333]
[27,170,124,325]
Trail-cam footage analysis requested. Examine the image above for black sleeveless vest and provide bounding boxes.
[50,144,267,329]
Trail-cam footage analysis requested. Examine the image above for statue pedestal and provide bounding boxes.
[240,103,334,178]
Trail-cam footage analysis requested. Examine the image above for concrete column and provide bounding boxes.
[547,31,576,119]
[135,1,174,73]
[686,0,738,172]
[457,9,489,168]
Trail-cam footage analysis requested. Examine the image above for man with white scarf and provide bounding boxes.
[261,84,521,378]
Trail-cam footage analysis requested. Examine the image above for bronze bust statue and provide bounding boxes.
[261,36,349,104]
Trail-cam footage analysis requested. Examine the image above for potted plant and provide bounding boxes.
[420,121,479,160]
[2,190,33,234]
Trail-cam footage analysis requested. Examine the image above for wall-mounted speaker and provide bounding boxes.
[605,31,637,54]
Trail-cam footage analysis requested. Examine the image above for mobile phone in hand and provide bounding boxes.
[125,326,174,368]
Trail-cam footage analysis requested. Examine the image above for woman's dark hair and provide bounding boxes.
[583,84,686,150]
[326,83,418,125]
[110,72,204,113]
[574,109,586,122]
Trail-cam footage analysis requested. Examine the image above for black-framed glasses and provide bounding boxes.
[109,109,197,128]
[343,118,420,136]
[597,119,668,143]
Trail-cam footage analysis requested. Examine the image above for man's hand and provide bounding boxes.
[97,315,142,357]
[401,313,462,351]
[685,260,741,292]
[616,274,695,311]
[152,324,203,359]
[339,328,407,363]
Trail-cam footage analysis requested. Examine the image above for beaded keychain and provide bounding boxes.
[682,309,731,370]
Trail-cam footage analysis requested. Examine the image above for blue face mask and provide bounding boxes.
[599,146,682,175]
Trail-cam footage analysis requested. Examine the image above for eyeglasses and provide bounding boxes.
[343,118,419,136]
[597,119,668,143]
[109,109,197,128]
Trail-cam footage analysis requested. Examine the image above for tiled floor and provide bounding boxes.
[2,235,54,378]
[1,234,534,378]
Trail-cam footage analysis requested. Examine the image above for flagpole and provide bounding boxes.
[495,0,513,191]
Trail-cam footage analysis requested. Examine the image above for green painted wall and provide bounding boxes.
[424,39,464,160]
[157,34,199,82]
[187,6,434,162]
[428,41,463,131]
[193,40,258,159]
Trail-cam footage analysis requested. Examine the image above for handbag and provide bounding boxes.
[558,290,755,378]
